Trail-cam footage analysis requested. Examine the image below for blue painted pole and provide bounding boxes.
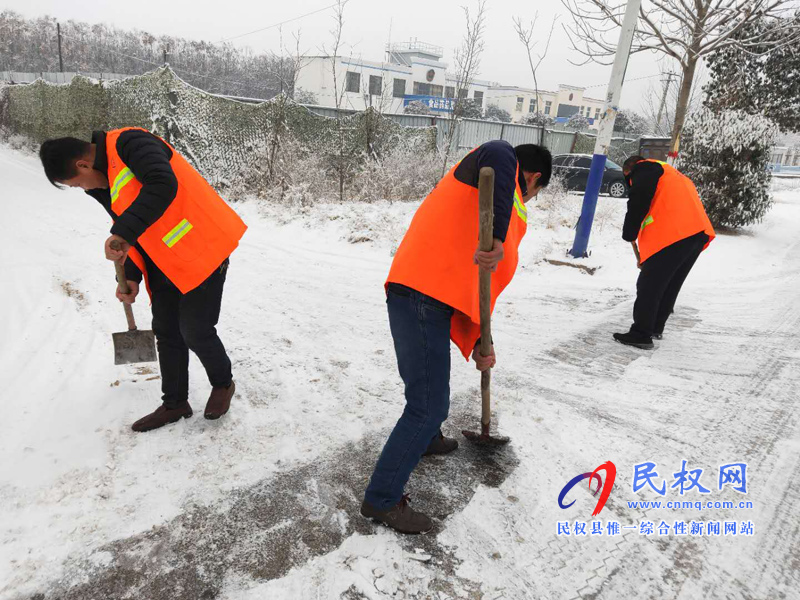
[568,0,642,258]
[570,154,608,257]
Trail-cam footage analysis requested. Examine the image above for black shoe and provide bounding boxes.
[423,431,459,456]
[360,495,433,534]
[613,331,654,350]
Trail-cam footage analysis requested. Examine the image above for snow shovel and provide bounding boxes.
[462,167,510,447]
[110,241,156,365]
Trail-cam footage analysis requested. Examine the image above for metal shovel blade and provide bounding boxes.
[113,329,157,365]
[462,423,511,447]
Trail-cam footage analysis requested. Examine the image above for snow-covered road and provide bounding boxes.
[1,145,798,600]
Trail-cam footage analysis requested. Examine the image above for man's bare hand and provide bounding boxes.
[105,234,130,263]
[474,238,504,273]
[631,241,642,270]
[116,280,139,304]
[472,343,496,372]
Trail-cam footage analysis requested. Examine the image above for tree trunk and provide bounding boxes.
[668,55,698,164]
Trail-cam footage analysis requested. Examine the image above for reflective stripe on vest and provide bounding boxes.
[110,167,135,204]
[641,215,654,230]
[513,190,527,223]
[163,218,194,248]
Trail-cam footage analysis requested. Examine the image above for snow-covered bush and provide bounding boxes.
[456,98,483,119]
[614,110,649,135]
[293,88,318,105]
[567,113,590,131]
[678,108,778,228]
[404,100,432,115]
[484,104,512,123]
[520,112,554,127]
[350,141,443,203]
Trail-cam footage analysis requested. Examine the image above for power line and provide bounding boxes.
[218,3,339,43]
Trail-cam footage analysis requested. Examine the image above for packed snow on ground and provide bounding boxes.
[0,143,798,600]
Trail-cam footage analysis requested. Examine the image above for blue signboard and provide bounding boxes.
[403,94,456,113]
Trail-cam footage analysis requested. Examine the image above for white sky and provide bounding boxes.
[7,0,694,112]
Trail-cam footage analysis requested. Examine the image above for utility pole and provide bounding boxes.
[569,0,642,258]
[57,22,64,72]
[655,72,676,136]
[163,45,169,66]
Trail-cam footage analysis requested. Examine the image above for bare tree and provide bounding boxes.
[561,0,800,159]
[640,59,706,137]
[441,0,488,177]
[512,13,558,121]
[320,0,351,202]
[264,28,307,188]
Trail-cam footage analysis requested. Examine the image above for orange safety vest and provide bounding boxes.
[387,149,528,360]
[106,128,247,295]
[637,159,715,263]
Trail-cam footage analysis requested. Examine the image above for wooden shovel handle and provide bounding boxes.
[478,167,494,427]
[111,239,137,331]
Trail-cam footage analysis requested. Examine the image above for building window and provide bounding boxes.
[413,81,432,95]
[529,98,538,113]
[569,93,574,101]
[545,100,552,115]
[580,106,585,117]
[457,88,468,99]
[369,75,382,96]
[346,71,360,93]
[595,107,601,119]
[430,84,444,97]
[474,90,484,103]
[445,86,455,98]
[393,78,406,98]
[516,96,524,112]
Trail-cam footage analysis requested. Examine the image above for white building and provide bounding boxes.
[295,40,492,115]
[484,84,606,127]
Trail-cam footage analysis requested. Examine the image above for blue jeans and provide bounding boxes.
[364,283,454,510]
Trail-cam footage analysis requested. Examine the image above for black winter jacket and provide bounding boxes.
[622,160,664,242]
[86,129,178,283]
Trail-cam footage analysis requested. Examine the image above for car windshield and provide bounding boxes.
[606,159,622,170]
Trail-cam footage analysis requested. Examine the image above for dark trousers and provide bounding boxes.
[149,259,232,408]
[632,232,708,337]
[364,283,453,510]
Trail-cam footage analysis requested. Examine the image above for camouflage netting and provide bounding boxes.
[0,67,437,198]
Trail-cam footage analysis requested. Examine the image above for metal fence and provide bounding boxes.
[301,105,577,154]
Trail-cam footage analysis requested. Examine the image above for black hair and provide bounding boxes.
[623,155,645,172]
[514,144,552,188]
[39,137,92,187]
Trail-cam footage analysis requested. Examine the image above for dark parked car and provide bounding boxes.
[552,154,628,198]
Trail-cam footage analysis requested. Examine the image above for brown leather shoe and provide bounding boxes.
[360,495,433,534]
[423,431,459,456]
[205,381,235,420]
[131,403,193,432]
